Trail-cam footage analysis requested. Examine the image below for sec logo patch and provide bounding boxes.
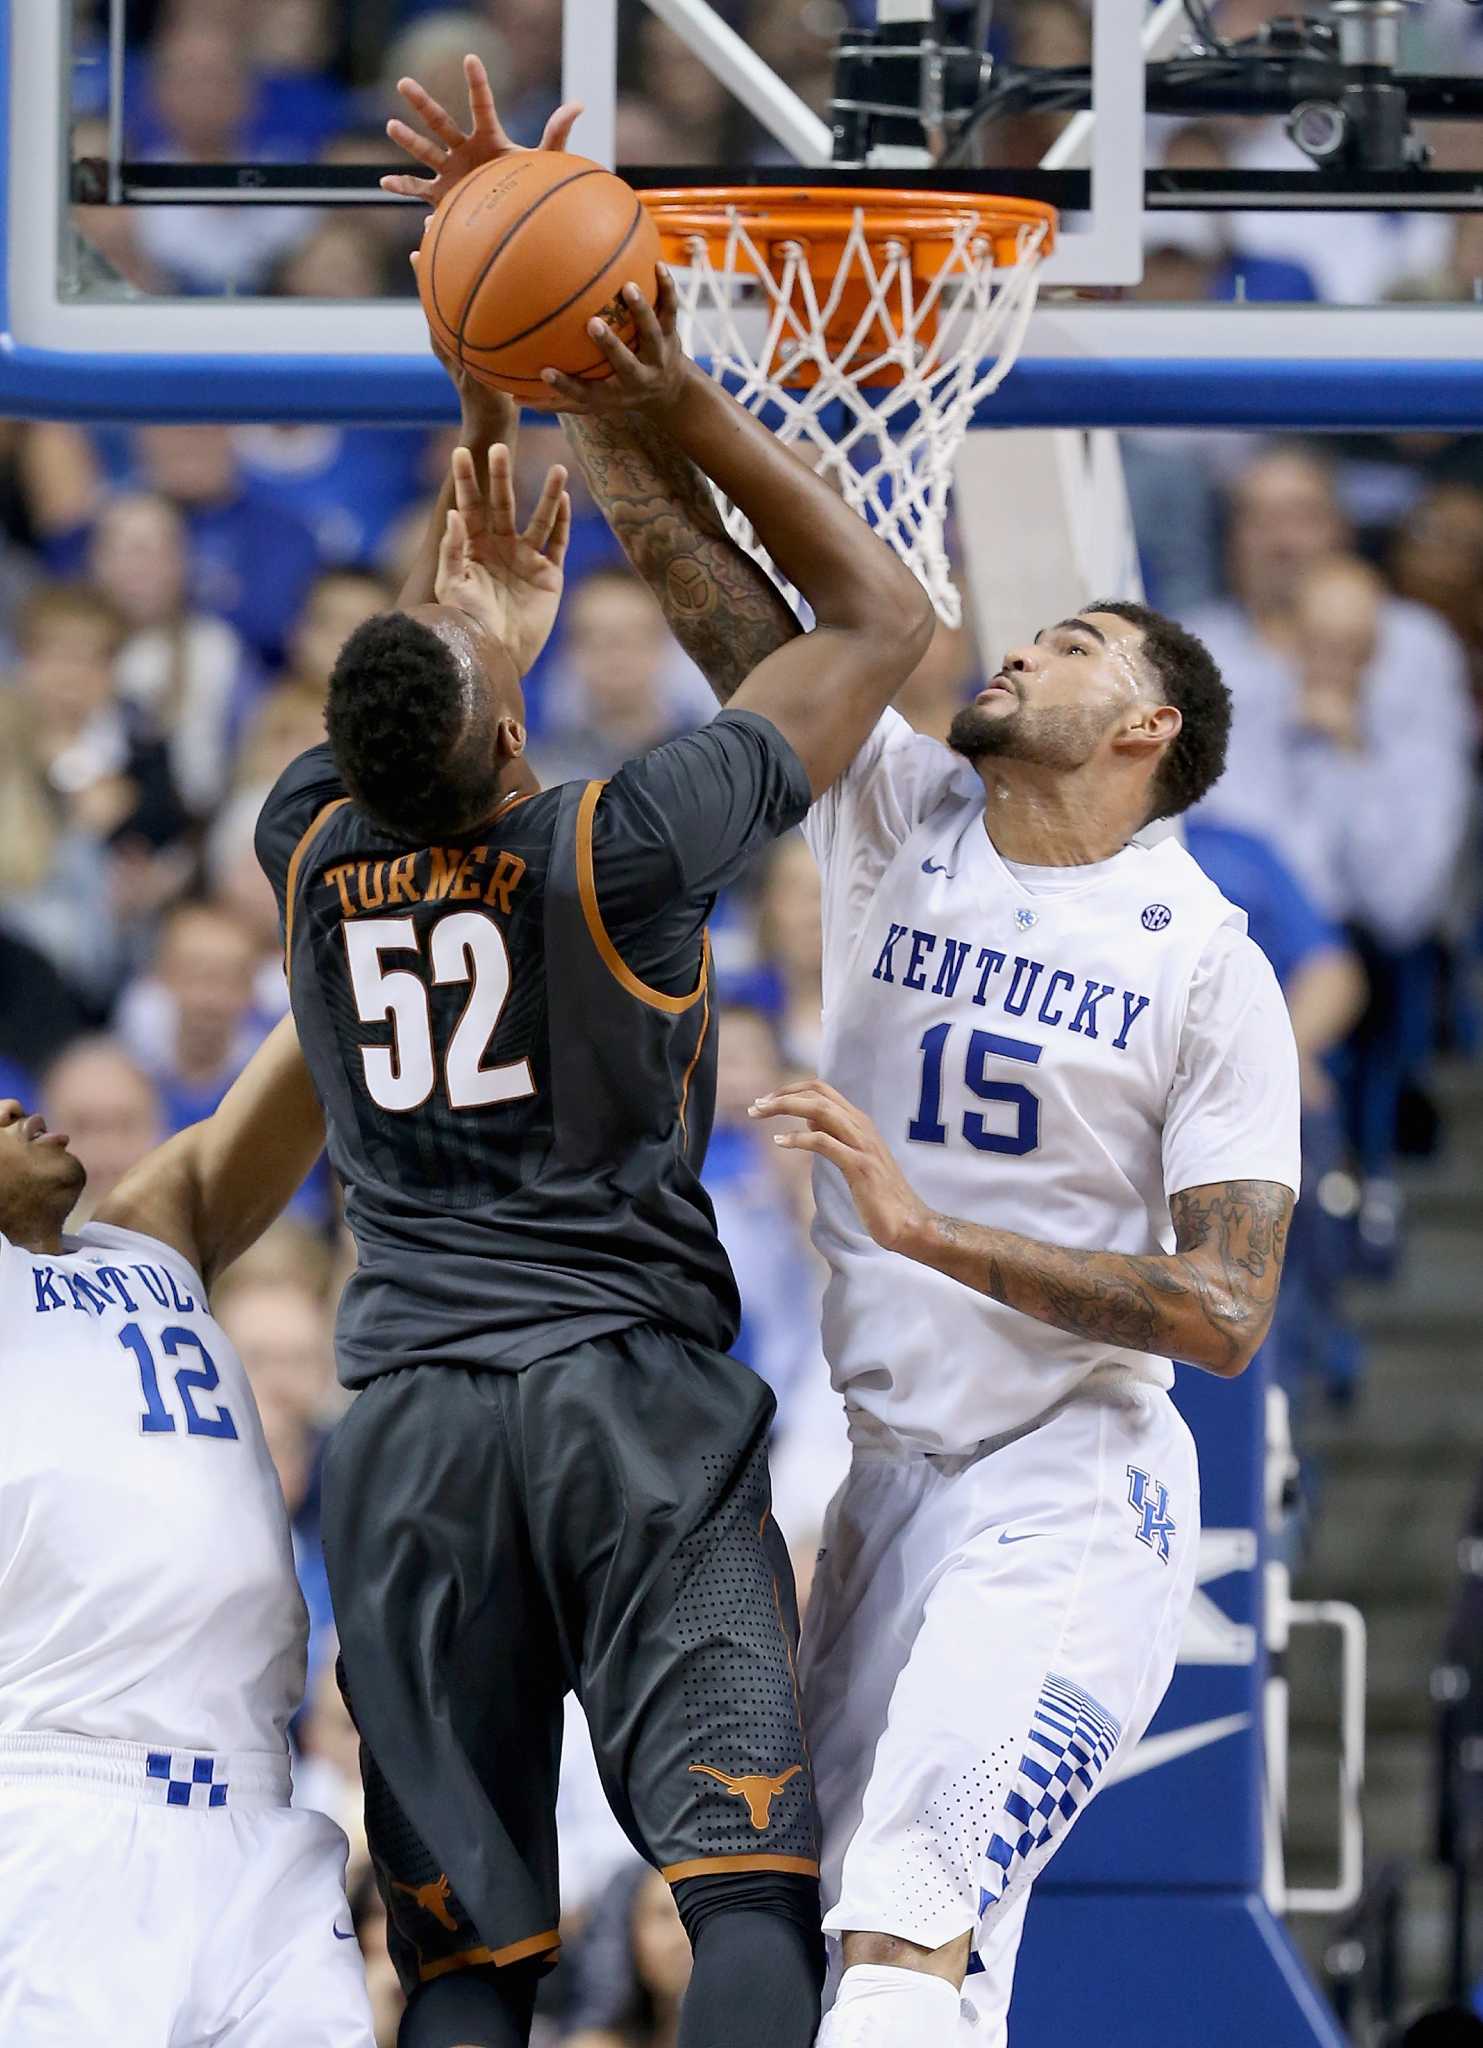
[1141,903,1172,931]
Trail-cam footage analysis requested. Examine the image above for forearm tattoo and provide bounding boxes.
[563,412,801,704]
[933,1180,1293,1372]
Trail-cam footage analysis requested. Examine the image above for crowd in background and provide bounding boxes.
[8,0,1477,2039]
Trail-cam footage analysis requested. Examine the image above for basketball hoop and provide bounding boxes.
[638,185,1056,627]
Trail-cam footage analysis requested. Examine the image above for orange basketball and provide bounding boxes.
[418,152,661,403]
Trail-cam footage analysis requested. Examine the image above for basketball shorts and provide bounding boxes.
[0,1732,373,2047]
[321,1330,819,1997]
[800,1378,1199,2047]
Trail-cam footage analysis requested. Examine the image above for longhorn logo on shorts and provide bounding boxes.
[1127,1465,1175,1564]
[689,1763,803,1830]
[390,1873,460,1932]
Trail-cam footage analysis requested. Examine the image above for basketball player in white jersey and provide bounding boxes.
[740,611,1300,2046]
[0,1017,374,2046]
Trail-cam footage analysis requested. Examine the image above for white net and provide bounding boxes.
[657,199,1052,627]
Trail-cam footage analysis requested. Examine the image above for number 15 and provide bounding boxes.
[908,1024,1043,1156]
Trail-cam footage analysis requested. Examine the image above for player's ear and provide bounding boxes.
[1114,700,1180,766]
[495,716,527,761]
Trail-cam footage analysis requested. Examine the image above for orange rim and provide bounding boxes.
[638,185,1056,269]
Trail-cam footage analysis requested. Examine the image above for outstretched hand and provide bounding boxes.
[383,53,582,207]
[435,443,571,679]
[749,1079,932,1257]
[541,268,691,417]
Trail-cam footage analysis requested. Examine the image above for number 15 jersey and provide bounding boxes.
[804,710,1302,1455]
[256,711,811,1387]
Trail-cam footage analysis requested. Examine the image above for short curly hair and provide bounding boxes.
[326,611,496,843]
[1084,598,1231,821]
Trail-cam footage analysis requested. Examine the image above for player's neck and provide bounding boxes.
[974,764,1139,867]
[0,1208,67,1257]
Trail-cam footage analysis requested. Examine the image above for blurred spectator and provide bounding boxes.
[1191,447,1475,949]
[25,422,324,665]
[756,835,824,1070]
[563,1864,692,2048]
[1389,482,1483,711]
[625,15,750,166]
[91,492,256,817]
[40,1038,164,1218]
[1120,435,1225,614]
[1186,820,1369,1399]
[68,116,172,297]
[268,215,391,301]
[116,899,266,1131]
[379,13,511,143]
[250,0,356,155]
[749,0,847,122]
[212,1215,338,1303]
[133,24,313,295]
[295,1645,372,1893]
[0,932,90,1090]
[1140,125,1319,305]
[218,1278,337,1689]
[282,567,394,693]
[206,789,297,1019]
[0,583,187,1005]
[534,569,705,781]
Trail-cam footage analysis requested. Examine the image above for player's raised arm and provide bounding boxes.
[562,390,803,708]
[94,1016,324,1290]
[751,1080,1292,1379]
[548,283,934,797]
[397,331,521,611]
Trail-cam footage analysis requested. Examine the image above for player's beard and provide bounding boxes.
[947,698,1110,771]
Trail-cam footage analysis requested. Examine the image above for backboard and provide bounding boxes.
[6,0,1483,424]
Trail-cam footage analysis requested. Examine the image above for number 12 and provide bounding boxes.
[908,1024,1043,1156]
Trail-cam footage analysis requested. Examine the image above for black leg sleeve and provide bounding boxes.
[397,1960,542,2048]
[672,1873,824,2048]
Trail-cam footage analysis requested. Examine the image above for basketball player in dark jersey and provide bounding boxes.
[256,111,933,2048]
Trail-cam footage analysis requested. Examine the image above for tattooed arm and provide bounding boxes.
[750,1079,1292,1377]
[562,407,802,706]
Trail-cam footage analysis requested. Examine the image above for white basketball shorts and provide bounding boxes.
[800,1378,1200,2046]
[0,1732,374,2047]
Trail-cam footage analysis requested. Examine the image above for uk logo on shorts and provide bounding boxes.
[1126,1466,1175,1563]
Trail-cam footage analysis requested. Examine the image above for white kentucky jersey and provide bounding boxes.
[0,1222,306,1755]
[804,711,1301,1454]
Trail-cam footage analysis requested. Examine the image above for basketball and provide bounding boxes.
[417,151,661,403]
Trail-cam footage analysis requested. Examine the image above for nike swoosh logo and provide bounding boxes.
[332,1922,356,1941]
[998,1530,1041,1545]
[921,859,955,878]
[1105,1712,1252,1787]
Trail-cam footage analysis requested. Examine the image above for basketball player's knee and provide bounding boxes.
[842,1926,972,1983]
[397,1958,542,2048]
[672,1869,825,1981]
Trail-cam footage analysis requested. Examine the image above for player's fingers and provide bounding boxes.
[584,317,644,382]
[540,101,584,152]
[539,369,610,411]
[450,444,483,526]
[654,262,680,334]
[386,119,446,173]
[546,491,573,571]
[396,77,467,151]
[772,1130,856,1173]
[437,506,469,589]
[621,283,664,361]
[486,444,519,537]
[381,171,434,199]
[464,54,506,142]
[523,465,569,554]
[750,1083,834,1119]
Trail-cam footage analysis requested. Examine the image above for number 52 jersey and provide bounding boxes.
[255,714,812,1388]
[804,710,1302,1455]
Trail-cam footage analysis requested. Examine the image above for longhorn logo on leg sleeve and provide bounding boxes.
[688,1763,803,1830]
